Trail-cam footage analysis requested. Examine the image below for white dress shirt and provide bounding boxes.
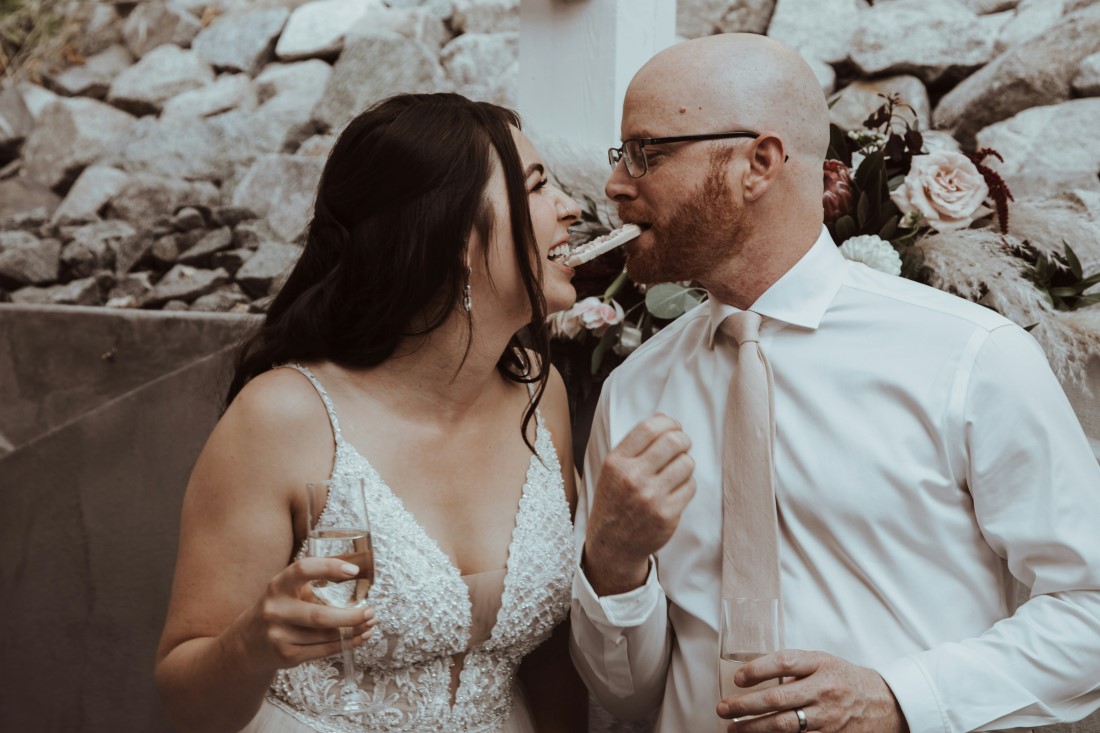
[570,227,1100,733]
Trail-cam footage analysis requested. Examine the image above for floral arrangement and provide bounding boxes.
[548,94,1100,416]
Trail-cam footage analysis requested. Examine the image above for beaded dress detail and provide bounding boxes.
[258,365,574,733]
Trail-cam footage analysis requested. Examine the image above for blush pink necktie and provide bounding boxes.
[719,311,781,603]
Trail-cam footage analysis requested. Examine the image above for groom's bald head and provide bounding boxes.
[624,33,830,164]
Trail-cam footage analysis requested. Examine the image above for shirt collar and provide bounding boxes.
[705,226,847,348]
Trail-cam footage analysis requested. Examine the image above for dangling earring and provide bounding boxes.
[463,266,473,313]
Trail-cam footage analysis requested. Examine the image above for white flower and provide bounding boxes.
[839,234,902,276]
[847,129,888,153]
[613,324,643,356]
[890,151,991,232]
[548,296,625,339]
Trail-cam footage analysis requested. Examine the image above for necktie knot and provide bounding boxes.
[720,310,762,346]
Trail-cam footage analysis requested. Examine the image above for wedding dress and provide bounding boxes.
[240,365,574,733]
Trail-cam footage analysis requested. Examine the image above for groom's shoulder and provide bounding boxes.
[608,300,710,386]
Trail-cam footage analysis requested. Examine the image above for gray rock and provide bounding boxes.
[0,232,60,286]
[107,174,220,226]
[192,7,290,75]
[9,284,58,305]
[996,0,1066,53]
[231,154,324,242]
[452,0,518,34]
[122,0,203,58]
[148,264,229,304]
[63,221,138,278]
[50,45,134,99]
[51,166,132,225]
[850,0,994,83]
[21,98,136,191]
[210,247,254,275]
[767,0,864,65]
[808,57,837,95]
[211,206,258,227]
[235,241,301,296]
[275,0,383,60]
[107,113,261,183]
[296,133,336,156]
[51,275,107,306]
[312,30,448,132]
[356,6,451,50]
[1073,52,1100,96]
[830,75,930,132]
[0,207,50,231]
[0,81,34,164]
[107,45,215,116]
[959,0,1019,13]
[0,177,63,220]
[384,0,454,18]
[161,73,258,118]
[149,231,205,267]
[114,230,155,275]
[17,82,59,121]
[178,226,234,264]
[934,4,1100,146]
[254,59,333,102]
[233,219,280,249]
[78,2,125,57]
[171,207,208,231]
[975,97,1100,199]
[190,282,251,311]
[441,32,517,107]
[161,299,191,310]
[106,270,156,306]
[677,0,771,37]
[716,0,778,34]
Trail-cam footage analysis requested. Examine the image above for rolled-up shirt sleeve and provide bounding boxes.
[875,324,1100,733]
[569,387,673,721]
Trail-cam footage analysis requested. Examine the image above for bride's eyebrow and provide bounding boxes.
[524,163,546,178]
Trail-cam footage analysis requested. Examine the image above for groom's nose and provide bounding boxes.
[605,160,637,203]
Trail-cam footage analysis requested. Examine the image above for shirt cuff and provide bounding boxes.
[875,655,948,733]
[574,553,662,629]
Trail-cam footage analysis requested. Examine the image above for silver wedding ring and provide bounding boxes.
[794,707,808,733]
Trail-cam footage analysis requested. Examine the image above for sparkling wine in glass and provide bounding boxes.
[719,598,781,712]
[305,477,379,715]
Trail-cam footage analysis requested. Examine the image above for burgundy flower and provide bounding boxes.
[823,159,854,226]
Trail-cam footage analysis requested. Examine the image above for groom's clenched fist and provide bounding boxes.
[584,414,696,596]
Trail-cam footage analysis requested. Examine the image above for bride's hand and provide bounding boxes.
[238,556,378,670]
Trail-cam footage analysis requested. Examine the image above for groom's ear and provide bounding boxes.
[742,134,786,202]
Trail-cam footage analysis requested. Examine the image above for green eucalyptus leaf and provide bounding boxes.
[1064,242,1084,280]
[645,282,703,320]
[878,215,899,242]
[1051,286,1085,297]
[591,325,621,375]
[1076,294,1100,308]
[856,191,870,229]
[836,215,858,242]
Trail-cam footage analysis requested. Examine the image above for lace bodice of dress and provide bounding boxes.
[267,365,574,733]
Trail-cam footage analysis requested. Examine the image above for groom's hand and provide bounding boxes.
[716,650,908,733]
[583,414,695,596]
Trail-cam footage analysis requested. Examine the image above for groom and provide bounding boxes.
[569,33,1100,733]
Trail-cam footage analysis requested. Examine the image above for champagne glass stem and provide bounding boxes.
[338,627,358,694]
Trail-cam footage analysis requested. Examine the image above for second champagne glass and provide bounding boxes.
[718,597,781,712]
[305,477,378,715]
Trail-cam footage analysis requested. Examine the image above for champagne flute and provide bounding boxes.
[305,477,378,715]
[718,597,781,716]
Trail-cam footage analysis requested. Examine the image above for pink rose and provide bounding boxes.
[890,151,991,232]
[574,296,624,336]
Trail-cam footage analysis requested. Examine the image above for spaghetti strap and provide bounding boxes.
[279,363,346,447]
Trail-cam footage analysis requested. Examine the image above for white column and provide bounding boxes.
[518,0,677,150]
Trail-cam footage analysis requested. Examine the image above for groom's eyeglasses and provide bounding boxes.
[608,131,786,179]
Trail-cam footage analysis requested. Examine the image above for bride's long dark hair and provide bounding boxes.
[226,93,550,451]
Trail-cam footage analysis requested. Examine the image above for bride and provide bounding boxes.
[155,93,586,732]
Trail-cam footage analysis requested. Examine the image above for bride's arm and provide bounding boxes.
[154,372,375,733]
[516,366,588,731]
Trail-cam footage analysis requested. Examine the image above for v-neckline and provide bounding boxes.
[333,428,543,650]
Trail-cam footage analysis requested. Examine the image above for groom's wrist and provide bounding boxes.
[581,540,650,597]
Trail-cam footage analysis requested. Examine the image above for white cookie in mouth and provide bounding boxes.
[560,224,642,267]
